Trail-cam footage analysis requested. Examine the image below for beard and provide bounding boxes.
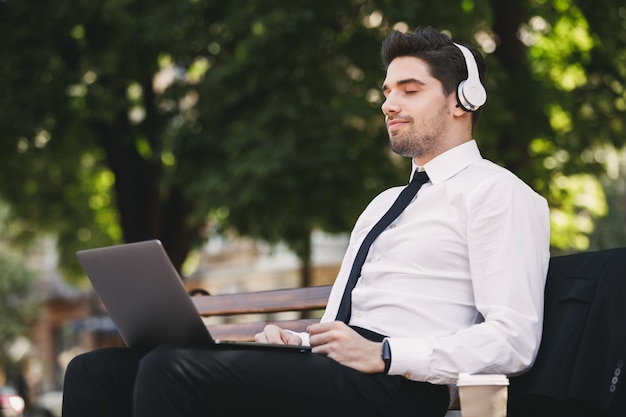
[388,103,449,159]
[389,126,437,158]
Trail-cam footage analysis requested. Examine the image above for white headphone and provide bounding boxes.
[453,42,486,112]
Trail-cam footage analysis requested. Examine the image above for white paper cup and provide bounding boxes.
[456,373,509,417]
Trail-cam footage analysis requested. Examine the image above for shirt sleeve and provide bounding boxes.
[387,174,550,384]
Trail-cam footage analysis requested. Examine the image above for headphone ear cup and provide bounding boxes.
[457,79,487,112]
[453,42,487,112]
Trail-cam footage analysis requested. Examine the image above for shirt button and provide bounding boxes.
[404,372,412,379]
[375,254,381,261]
[388,224,397,229]
[355,311,363,317]
[364,280,371,287]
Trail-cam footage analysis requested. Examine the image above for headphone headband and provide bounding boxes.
[453,42,486,112]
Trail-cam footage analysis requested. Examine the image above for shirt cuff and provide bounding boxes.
[387,337,434,381]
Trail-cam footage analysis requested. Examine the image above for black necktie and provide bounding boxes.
[335,170,430,323]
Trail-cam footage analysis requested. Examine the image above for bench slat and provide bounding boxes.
[192,285,332,316]
[207,318,321,341]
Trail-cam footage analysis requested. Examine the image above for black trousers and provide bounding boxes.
[61,343,449,417]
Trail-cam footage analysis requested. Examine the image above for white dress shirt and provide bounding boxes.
[311,140,550,385]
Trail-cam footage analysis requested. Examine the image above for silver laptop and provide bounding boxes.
[76,239,311,353]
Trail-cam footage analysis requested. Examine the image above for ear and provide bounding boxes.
[451,95,467,118]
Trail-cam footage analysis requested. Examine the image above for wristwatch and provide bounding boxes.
[381,338,392,374]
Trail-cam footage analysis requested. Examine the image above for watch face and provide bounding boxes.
[382,340,391,356]
[382,340,391,373]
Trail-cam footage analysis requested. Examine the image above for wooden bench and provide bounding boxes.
[190,284,462,416]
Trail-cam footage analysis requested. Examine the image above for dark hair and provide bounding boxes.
[381,26,487,128]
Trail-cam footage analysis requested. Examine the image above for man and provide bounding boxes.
[62,26,550,417]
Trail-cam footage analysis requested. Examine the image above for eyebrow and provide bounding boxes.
[381,78,426,93]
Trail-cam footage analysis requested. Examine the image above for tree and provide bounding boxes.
[0,247,37,372]
[501,0,626,251]
[1,0,625,285]
[0,0,402,284]
[0,251,35,340]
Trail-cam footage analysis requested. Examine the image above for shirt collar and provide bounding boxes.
[411,140,483,185]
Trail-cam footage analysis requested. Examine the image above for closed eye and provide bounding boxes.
[381,78,425,97]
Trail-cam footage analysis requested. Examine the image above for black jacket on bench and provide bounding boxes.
[508,247,626,417]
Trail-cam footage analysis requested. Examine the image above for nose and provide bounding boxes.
[381,95,400,117]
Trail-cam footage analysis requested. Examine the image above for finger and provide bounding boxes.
[280,329,292,344]
[307,321,335,335]
[308,329,334,348]
[255,324,281,343]
[254,332,268,343]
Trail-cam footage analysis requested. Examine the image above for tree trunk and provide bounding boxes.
[93,115,200,274]
[489,1,552,181]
